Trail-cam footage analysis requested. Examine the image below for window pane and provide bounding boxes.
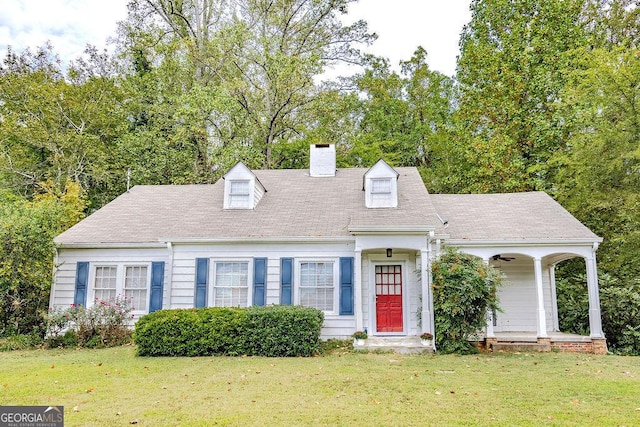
[230,181,250,194]
[214,262,248,307]
[299,262,334,311]
[124,266,148,311]
[94,266,117,302]
[371,179,391,193]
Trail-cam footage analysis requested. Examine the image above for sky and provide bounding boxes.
[0,0,471,77]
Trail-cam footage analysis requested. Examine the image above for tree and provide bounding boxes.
[0,182,85,337]
[118,0,375,171]
[555,47,640,281]
[340,49,454,173]
[0,44,128,206]
[454,0,586,192]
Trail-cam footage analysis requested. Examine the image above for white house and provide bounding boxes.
[50,144,607,353]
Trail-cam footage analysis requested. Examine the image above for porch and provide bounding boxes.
[478,331,608,354]
[351,332,607,354]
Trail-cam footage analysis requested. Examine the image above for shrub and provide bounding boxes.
[0,333,43,351]
[135,305,323,357]
[557,270,640,355]
[431,247,503,354]
[46,296,133,348]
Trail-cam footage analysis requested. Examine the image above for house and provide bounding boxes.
[50,144,607,353]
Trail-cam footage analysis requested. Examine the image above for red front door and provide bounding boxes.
[375,265,403,332]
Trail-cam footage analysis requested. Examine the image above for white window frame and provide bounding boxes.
[88,263,151,314]
[295,258,339,314]
[228,180,251,209]
[210,259,253,308]
[370,178,392,204]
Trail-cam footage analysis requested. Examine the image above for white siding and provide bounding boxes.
[169,241,357,338]
[52,247,170,315]
[494,257,554,332]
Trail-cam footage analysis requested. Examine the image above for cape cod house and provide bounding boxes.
[50,144,607,353]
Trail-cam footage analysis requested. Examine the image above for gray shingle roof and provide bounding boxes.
[55,167,437,244]
[430,192,600,242]
[55,168,599,246]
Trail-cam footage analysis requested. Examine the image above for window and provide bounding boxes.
[124,266,148,311]
[94,266,117,301]
[214,262,249,307]
[228,180,250,208]
[371,178,392,204]
[91,264,150,312]
[299,262,334,311]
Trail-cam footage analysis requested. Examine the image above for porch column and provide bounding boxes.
[534,257,547,337]
[585,249,604,338]
[354,249,363,331]
[549,265,559,331]
[482,257,495,338]
[421,249,433,335]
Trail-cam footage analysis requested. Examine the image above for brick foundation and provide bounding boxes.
[480,337,608,354]
[551,338,608,354]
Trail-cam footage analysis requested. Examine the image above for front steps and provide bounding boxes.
[353,336,434,354]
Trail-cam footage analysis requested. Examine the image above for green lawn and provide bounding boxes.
[1,345,638,426]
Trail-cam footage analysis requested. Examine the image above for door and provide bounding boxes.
[375,265,403,332]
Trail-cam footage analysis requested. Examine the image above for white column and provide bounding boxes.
[483,257,495,338]
[549,264,559,331]
[421,249,433,335]
[354,249,363,331]
[585,251,604,338]
[534,257,547,337]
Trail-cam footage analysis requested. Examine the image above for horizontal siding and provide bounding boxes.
[321,315,357,339]
[494,258,554,332]
[52,248,170,311]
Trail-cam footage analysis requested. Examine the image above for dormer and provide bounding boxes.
[223,162,266,210]
[363,159,399,208]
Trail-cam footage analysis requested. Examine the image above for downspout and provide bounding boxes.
[49,247,59,310]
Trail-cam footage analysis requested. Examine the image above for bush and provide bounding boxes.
[431,247,503,354]
[0,333,43,351]
[557,270,640,355]
[46,296,134,348]
[135,305,324,357]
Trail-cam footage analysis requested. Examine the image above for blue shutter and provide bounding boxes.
[339,257,354,315]
[149,262,165,312]
[253,258,267,306]
[195,258,209,308]
[74,262,89,307]
[280,258,293,305]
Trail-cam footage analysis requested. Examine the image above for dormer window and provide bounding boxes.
[223,162,266,210]
[364,160,399,208]
[371,178,392,204]
[228,180,250,208]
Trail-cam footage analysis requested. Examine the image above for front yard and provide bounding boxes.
[1,345,638,426]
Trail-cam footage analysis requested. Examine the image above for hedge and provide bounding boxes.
[134,305,324,357]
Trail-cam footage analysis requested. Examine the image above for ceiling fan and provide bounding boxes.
[492,254,515,262]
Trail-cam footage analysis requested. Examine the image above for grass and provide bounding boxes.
[1,345,639,426]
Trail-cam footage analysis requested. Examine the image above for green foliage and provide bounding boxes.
[431,248,503,354]
[0,333,43,351]
[556,269,640,355]
[0,182,85,337]
[454,0,586,192]
[134,305,324,357]
[46,296,134,348]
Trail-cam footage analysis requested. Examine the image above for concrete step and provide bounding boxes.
[353,336,434,354]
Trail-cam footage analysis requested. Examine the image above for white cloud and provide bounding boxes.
[1,0,470,76]
[0,0,129,64]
